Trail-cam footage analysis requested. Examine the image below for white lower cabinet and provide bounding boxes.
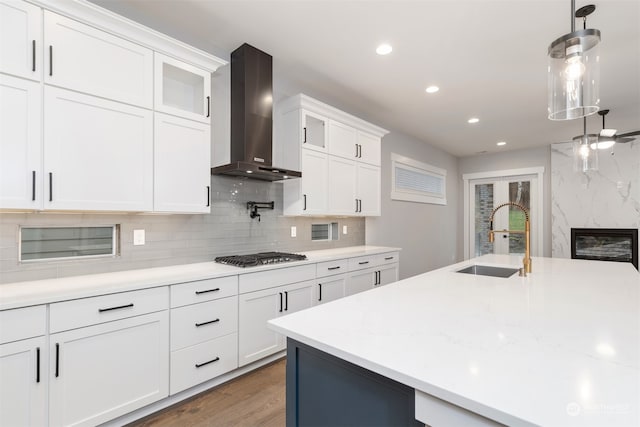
[238,280,315,367]
[316,273,347,304]
[0,336,47,427]
[49,311,169,427]
[346,252,400,296]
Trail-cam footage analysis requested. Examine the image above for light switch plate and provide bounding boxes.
[133,229,145,246]
[343,225,348,235]
[291,226,297,238]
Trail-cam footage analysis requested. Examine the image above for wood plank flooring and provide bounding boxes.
[129,359,286,427]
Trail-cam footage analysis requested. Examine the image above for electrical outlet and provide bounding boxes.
[343,225,348,235]
[291,226,297,238]
[133,229,145,246]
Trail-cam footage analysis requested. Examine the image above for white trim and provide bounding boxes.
[277,94,389,138]
[463,167,544,260]
[391,153,446,205]
[27,0,227,72]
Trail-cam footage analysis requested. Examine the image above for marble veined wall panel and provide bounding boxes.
[551,141,640,258]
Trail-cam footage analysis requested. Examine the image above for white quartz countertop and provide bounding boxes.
[268,255,640,427]
[0,245,399,310]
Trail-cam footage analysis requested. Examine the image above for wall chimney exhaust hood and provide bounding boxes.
[211,44,301,181]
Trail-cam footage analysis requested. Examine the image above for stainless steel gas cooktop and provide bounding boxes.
[214,252,307,268]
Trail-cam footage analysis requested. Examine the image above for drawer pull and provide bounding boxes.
[195,356,220,368]
[195,288,220,295]
[98,303,134,313]
[358,261,369,265]
[55,343,59,378]
[36,347,40,383]
[195,318,220,327]
[385,256,394,260]
[327,266,341,270]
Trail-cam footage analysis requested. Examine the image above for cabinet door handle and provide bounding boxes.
[49,45,53,76]
[195,318,220,327]
[358,144,362,158]
[36,347,40,383]
[55,343,59,378]
[318,283,322,301]
[358,261,369,265]
[195,356,220,368]
[279,292,283,312]
[206,186,210,207]
[32,40,36,72]
[48,172,52,202]
[284,291,288,311]
[385,256,394,260]
[195,287,220,295]
[355,198,358,212]
[355,144,359,157]
[328,266,341,271]
[31,171,36,201]
[98,303,134,313]
[303,194,307,211]
[206,96,210,117]
[378,271,381,285]
[303,127,307,143]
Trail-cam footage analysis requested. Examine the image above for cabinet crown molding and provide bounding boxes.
[27,0,227,72]
[278,94,389,138]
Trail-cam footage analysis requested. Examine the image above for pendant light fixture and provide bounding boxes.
[573,116,598,172]
[548,2,601,121]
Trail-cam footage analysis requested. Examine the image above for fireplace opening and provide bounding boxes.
[571,228,638,270]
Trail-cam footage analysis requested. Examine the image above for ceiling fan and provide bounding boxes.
[590,109,639,149]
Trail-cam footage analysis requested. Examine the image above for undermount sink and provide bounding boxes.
[456,265,520,278]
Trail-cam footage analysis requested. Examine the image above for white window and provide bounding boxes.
[391,153,446,205]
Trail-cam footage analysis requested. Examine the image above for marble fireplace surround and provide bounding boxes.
[551,141,640,260]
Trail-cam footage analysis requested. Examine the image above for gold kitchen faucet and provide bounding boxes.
[488,202,532,274]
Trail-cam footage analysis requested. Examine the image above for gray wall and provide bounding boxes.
[365,132,460,280]
[457,146,552,258]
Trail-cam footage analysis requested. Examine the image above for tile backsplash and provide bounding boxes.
[0,176,365,284]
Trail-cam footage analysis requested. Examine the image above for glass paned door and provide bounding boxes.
[470,176,536,257]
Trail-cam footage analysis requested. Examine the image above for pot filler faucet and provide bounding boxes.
[488,202,532,274]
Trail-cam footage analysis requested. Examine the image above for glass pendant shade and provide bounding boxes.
[573,133,599,172]
[548,29,601,120]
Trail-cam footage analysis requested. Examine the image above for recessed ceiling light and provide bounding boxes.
[468,117,480,124]
[497,141,507,146]
[425,86,439,94]
[376,43,392,55]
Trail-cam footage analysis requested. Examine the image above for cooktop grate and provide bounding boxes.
[214,252,307,267]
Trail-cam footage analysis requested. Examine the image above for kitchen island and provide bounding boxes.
[268,255,640,426]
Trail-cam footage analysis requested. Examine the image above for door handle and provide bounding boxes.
[318,283,322,301]
[279,292,283,312]
[206,186,210,207]
[303,194,307,211]
[284,291,288,311]
[48,172,52,202]
[32,171,36,201]
[36,347,40,383]
[206,96,210,117]
[32,40,36,72]
[55,343,60,378]
[303,127,307,143]
[49,45,53,76]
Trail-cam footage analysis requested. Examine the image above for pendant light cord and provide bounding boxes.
[571,0,576,32]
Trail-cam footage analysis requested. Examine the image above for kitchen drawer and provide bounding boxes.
[170,296,238,351]
[0,305,46,344]
[50,287,168,333]
[170,332,238,395]
[378,252,400,266]
[316,259,349,278]
[171,275,238,308]
[239,264,316,294]
[348,255,379,271]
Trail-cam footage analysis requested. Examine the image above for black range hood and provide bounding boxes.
[211,43,301,181]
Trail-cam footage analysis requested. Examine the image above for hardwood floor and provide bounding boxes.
[129,359,286,427]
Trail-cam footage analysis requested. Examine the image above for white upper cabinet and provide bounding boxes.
[328,119,358,160]
[356,163,381,216]
[278,94,388,216]
[0,0,42,81]
[357,131,381,166]
[43,10,153,108]
[0,74,42,210]
[154,112,211,213]
[154,53,211,123]
[44,86,153,211]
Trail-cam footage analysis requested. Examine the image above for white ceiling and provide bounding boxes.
[91,0,640,157]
